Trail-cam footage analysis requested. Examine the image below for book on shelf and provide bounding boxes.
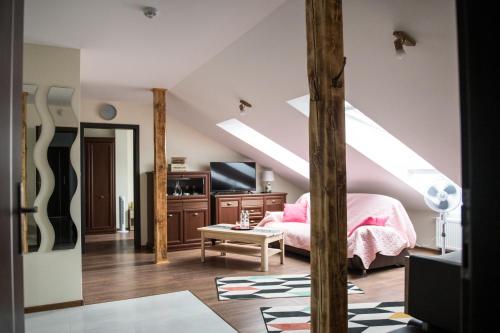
[171,157,186,164]
[170,163,187,172]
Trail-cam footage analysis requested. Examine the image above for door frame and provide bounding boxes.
[0,0,24,331]
[84,137,116,234]
[80,123,141,250]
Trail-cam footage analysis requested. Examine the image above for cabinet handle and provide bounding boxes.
[168,214,173,217]
[193,212,199,216]
[272,200,276,203]
[249,210,254,213]
[226,202,232,206]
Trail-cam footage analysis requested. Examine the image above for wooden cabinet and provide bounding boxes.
[147,171,210,251]
[183,208,208,243]
[265,196,285,213]
[166,209,182,246]
[212,192,287,227]
[218,199,240,224]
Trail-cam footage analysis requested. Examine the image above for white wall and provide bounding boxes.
[81,99,305,244]
[408,209,438,249]
[167,113,305,203]
[23,44,82,307]
[81,100,153,245]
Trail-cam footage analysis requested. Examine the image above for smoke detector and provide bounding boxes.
[143,6,158,19]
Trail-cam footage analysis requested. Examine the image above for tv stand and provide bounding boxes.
[211,192,287,227]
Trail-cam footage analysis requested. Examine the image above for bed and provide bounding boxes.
[257,193,417,272]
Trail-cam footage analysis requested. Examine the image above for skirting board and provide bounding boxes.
[25,299,83,313]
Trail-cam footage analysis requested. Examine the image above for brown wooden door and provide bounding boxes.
[183,208,208,243]
[85,138,116,234]
[167,210,182,246]
[218,198,240,224]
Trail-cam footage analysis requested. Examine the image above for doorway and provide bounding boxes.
[80,123,141,251]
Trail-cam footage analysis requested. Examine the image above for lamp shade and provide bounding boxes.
[262,170,274,182]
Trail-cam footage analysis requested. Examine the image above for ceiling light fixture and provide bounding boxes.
[239,99,252,115]
[393,31,416,60]
[143,6,158,19]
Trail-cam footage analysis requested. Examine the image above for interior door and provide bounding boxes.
[0,0,25,331]
[85,138,116,234]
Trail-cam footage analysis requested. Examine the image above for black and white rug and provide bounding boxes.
[261,301,411,332]
[215,274,363,301]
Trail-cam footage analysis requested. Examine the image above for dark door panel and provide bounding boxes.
[167,210,182,245]
[85,138,116,234]
[183,209,207,243]
[0,0,25,331]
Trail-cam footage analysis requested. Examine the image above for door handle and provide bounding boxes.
[99,195,105,199]
[20,206,38,214]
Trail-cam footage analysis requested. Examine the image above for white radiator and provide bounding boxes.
[435,217,462,251]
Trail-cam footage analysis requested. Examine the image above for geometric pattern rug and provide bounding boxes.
[216,274,363,301]
[260,301,411,333]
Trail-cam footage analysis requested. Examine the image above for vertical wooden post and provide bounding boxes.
[306,0,347,332]
[21,92,28,253]
[152,88,168,264]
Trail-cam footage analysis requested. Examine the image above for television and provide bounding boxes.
[210,162,256,193]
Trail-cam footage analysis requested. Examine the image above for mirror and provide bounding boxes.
[23,85,78,252]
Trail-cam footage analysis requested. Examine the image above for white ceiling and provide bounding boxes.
[24,0,461,210]
[24,0,286,101]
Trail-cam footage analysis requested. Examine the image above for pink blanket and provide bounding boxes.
[257,193,416,269]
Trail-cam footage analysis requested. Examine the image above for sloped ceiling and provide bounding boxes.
[24,0,461,210]
[170,0,460,210]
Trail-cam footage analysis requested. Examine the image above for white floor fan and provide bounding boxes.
[424,180,462,255]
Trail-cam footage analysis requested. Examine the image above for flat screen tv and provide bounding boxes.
[210,162,256,193]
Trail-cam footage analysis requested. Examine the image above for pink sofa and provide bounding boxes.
[257,193,417,270]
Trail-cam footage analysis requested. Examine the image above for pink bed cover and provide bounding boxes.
[257,193,416,269]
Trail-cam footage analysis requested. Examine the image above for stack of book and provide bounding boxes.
[170,157,187,172]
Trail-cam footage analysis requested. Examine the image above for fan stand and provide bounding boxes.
[439,212,448,255]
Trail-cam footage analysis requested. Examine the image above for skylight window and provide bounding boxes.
[217,119,309,178]
[287,95,461,200]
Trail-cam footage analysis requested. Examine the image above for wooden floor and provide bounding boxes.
[83,233,429,333]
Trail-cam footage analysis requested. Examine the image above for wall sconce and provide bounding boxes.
[393,31,416,60]
[239,99,252,116]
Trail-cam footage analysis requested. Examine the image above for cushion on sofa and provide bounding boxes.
[282,201,307,223]
[348,216,388,237]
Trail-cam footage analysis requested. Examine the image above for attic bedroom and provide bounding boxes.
[1,1,476,333]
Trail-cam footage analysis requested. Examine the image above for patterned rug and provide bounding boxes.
[260,302,411,333]
[215,274,363,301]
[260,301,411,333]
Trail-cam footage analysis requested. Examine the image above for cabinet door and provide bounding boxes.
[264,196,285,212]
[183,209,208,243]
[167,210,183,246]
[218,199,240,224]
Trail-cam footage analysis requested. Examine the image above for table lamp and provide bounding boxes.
[262,170,274,193]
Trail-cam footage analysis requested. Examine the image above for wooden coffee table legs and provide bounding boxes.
[199,230,285,271]
[201,233,205,263]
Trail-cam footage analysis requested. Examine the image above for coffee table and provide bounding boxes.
[197,224,285,272]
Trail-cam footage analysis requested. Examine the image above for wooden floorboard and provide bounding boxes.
[83,234,431,333]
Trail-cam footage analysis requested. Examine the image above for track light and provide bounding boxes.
[393,31,416,60]
[239,99,252,115]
